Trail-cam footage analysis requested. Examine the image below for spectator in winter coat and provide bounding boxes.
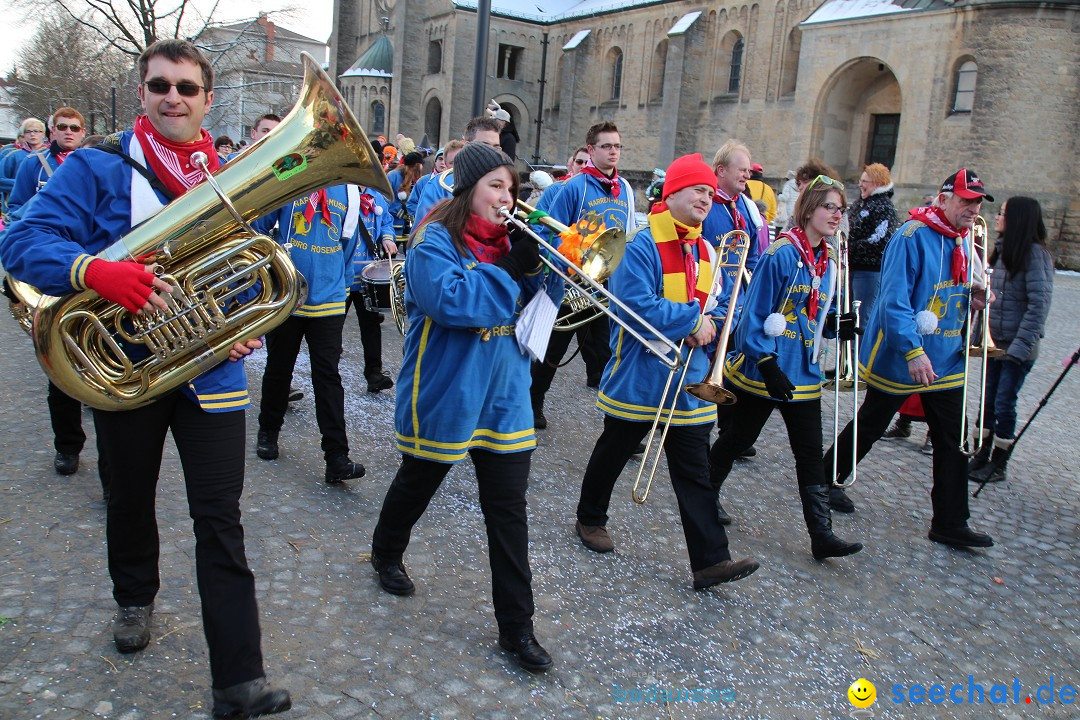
[846,162,901,320]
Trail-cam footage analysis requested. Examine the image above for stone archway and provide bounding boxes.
[424,97,442,148]
[811,58,902,180]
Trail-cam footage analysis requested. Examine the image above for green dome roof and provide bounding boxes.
[342,35,393,77]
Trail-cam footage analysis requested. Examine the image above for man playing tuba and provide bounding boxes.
[0,39,291,718]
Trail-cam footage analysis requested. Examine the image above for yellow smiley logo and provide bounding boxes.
[848,678,876,708]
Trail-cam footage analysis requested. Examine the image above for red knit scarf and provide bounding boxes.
[909,205,969,285]
[780,226,829,321]
[713,188,747,231]
[133,114,219,198]
[580,160,620,198]
[463,214,511,264]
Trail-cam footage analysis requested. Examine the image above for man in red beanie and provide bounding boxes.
[573,153,760,590]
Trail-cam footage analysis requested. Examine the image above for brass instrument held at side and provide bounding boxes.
[823,230,858,393]
[810,230,862,488]
[10,52,392,411]
[959,214,999,456]
[632,229,751,505]
[966,215,1005,361]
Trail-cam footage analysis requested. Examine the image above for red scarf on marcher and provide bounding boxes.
[580,160,621,198]
[463,214,511,264]
[133,114,219,198]
[909,205,969,285]
[713,188,747,231]
[303,190,333,227]
[358,192,375,217]
[780,226,829,321]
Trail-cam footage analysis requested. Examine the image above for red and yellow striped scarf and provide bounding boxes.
[649,207,713,312]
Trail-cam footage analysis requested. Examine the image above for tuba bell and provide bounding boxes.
[9,52,392,411]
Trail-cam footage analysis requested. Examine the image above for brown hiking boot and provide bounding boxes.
[575,520,614,553]
[692,558,760,590]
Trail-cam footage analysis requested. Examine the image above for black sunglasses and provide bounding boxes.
[54,123,82,132]
[143,79,206,97]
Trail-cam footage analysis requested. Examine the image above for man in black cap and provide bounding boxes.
[823,168,996,549]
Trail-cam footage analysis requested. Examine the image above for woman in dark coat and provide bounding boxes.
[846,162,900,320]
[969,196,1054,483]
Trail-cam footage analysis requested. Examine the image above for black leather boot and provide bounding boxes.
[969,447,1009,484]
[800,485,863,560]
[967,437,993,476]
[828,485,855,513]
[325,455,365,484]
[113,604,153,653]
[498,627,553,672]
[211,677,291,718]
[532,399,547,430]
[256,429,278,460]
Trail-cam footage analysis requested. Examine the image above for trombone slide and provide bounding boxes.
[632,230,751,504]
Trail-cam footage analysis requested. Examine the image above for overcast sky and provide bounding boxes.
[0,2,333,76]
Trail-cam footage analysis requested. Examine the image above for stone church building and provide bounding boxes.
[330,0,1079,265]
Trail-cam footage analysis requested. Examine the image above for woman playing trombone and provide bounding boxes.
[574,154,759,590]
[710,175,863,561]
[369,143,562,672]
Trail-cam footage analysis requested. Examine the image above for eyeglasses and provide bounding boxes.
[818,202,845,215]
[143,79,206,97]
[54,123,82,132]
[573,159,587,165]
[596,143,622,151]
[24,129,44,134]
[808,174,845,191]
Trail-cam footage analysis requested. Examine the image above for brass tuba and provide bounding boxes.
[9,52,392,411]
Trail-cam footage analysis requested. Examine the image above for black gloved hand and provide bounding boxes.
[1003,353,1023,366]
[758,356,795,401]
[495,232,541,281]
[835,311,861,342]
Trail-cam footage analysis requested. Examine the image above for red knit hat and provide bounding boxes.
[662,153,717,200]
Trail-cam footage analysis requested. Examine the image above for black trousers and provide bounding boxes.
[346,291,387,377]
[577,416,730,572]
[710,388,826,490]
[259,314,350,460]
[529,309,610,406]
[48,381,85,455]
[372,451,536,632]
[824,386,970,529]
[93,393,264,688]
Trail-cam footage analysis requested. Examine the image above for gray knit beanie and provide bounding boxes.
[452,142,514,196]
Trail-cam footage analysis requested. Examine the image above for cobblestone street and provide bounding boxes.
[1,274,1077,720]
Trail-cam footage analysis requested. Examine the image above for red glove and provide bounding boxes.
[83,260,156,313]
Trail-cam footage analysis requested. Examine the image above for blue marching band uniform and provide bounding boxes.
[0,129,271,691]
[1,119,1007,695]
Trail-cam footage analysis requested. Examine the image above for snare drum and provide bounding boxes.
[360,259,403,312]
